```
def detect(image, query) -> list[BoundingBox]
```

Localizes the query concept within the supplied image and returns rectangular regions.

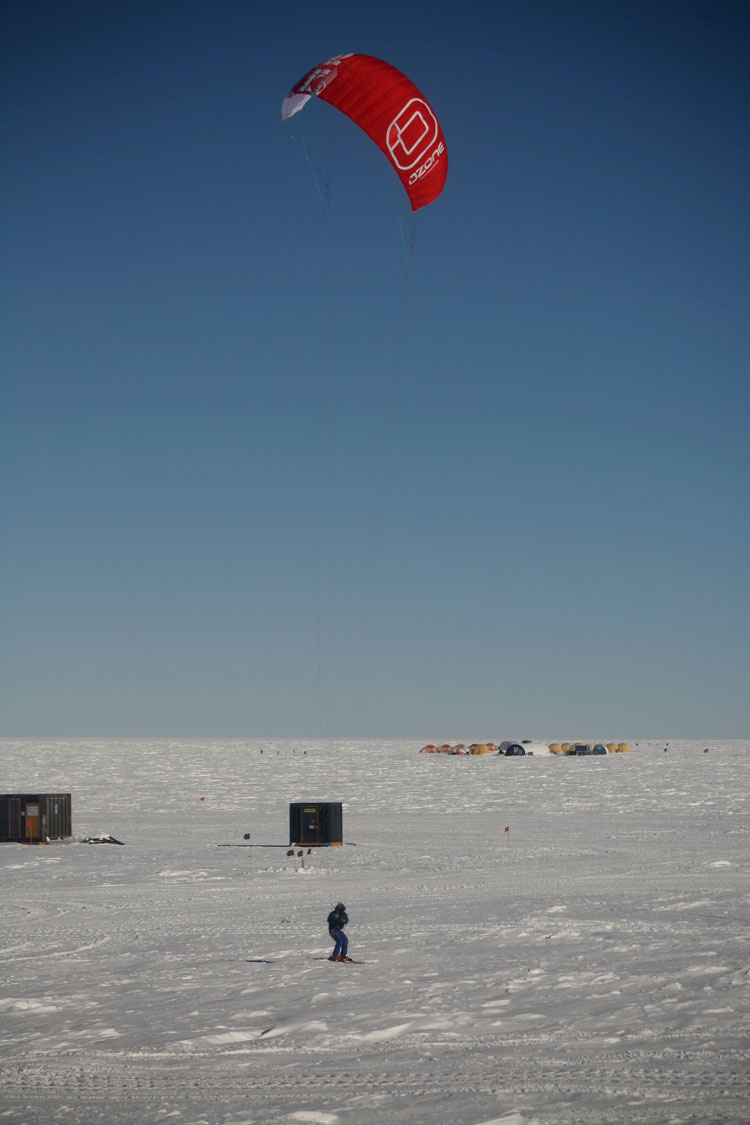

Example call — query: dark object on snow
[502,744,526,756]
[289,802,343,847]
[84,834,124,845]
[0,793,72,844]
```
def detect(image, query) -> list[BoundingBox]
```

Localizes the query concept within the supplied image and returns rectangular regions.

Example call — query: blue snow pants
[330,928,348,957]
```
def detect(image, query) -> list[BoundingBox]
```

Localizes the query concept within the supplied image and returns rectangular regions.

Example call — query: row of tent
[419,741,632,756]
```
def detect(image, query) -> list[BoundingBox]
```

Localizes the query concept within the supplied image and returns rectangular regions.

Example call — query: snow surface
[1,737,748,1125]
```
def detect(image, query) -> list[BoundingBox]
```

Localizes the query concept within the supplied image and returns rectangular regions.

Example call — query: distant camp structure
[420,741,632,757]
[0,794,72,844]
[560,741,631,755]
[498,740,553,756]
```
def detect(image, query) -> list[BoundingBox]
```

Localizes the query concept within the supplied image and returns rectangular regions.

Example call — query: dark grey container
[289,802,342,846]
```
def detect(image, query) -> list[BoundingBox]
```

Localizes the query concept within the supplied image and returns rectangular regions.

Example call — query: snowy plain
[0,737,748,1125]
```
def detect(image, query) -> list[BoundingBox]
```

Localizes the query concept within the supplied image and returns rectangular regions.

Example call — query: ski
[316,957,367,963]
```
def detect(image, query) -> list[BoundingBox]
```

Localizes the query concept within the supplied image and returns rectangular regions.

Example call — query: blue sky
[2,0,748,738]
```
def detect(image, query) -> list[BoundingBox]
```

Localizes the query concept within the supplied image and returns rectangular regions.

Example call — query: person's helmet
[336,901,346,909]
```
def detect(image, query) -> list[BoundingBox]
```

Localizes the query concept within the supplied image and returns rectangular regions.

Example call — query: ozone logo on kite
[408,142,445,186]
[386,99,439,170]
[281,53,448,211]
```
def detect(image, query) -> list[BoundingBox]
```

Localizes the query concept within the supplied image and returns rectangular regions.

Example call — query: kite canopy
[282,53,448,211]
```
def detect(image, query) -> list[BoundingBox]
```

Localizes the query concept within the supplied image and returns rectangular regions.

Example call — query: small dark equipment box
[289,802,342,847]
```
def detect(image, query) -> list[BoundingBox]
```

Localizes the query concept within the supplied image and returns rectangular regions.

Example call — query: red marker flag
[504,826,509,832]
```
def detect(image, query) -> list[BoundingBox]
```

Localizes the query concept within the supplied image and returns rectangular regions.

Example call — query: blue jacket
[327,907,348,933]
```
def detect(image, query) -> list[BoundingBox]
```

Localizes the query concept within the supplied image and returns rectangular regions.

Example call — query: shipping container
[289,802,342,847]
[0,794,72,843]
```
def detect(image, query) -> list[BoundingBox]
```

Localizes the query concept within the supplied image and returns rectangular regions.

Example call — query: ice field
[1,737,748,1124]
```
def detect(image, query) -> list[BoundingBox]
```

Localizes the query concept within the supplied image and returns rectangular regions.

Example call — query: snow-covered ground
[1,738,748,1125]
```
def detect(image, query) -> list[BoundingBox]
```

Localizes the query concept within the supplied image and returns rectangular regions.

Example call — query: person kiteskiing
[327,902,351,961]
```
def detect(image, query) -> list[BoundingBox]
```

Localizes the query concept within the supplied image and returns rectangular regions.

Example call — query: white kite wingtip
[281,93,311,120]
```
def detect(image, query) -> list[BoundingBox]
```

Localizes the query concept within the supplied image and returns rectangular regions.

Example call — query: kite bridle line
[287,120,424,741]
[289,131,330,213]
[288,119,336,736]
[352,192,419,738]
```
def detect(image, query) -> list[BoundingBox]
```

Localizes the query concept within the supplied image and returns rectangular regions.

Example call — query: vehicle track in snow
[1,1041,748,1125]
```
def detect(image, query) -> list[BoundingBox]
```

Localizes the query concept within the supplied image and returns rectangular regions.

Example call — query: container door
[61,795,71,836]
[47,798,59,837]
[328,803,343,846]
[23,803,41,843]
[0,798,14,841]
[302,807,320,843]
